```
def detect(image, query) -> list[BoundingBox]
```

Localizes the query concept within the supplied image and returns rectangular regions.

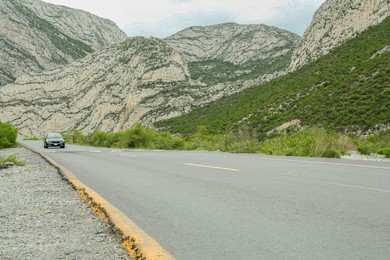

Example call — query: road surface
[20,140,390,259]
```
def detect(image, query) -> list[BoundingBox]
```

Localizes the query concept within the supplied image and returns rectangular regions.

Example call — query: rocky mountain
[165,23,300,85]
[159,16,390,136]
[0,15,304,136]
[289,0,390,71]
[0,0,127,86]
[0,32,295,137]
[0,37,192,137]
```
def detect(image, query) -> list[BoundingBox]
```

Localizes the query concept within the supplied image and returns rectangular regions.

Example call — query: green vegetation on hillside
[188,52,292,85]
[157,17,390,139]
[10,0,94,62]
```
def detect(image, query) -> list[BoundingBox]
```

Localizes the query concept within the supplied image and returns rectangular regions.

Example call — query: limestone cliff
[0,0,127,86]
[289,0,390,71]
[166,23,300,85]
[0,37,191,137]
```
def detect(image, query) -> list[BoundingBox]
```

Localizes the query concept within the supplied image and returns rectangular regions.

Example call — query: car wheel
[61,144,65,149]
[44,143,48,148]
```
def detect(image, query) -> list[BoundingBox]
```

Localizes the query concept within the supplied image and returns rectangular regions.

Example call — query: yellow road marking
[90,150,102,153]
[253,156,390,170]
[185,163,240,172]
[293,177,390,194]
[120,153,137,158]
[20,143,174,260]
[111,149,123,153]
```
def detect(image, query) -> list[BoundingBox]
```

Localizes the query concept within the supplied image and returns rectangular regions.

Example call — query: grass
[0,154,26,169]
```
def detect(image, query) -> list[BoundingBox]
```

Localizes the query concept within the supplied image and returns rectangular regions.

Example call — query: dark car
[44,133,65,148]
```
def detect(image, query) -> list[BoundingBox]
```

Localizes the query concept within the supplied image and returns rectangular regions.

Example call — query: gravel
[0,147,131,260]
[342,150,390,162]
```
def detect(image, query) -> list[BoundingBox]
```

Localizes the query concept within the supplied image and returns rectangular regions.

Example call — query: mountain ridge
[289,0,390,71]
[0,0,127,86]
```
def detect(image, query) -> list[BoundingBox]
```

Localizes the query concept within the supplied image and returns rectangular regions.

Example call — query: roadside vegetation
[63,124,390,159]
[0,122,26,168]
[0,122,18,149]
[356,130,390,158]
[0,154,26,169]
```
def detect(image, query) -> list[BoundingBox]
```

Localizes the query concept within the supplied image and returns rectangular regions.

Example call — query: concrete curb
[20,143,175,260]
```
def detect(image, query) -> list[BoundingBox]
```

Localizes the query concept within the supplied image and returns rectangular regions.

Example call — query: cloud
[42,0,326,37]
[124,10,235,38]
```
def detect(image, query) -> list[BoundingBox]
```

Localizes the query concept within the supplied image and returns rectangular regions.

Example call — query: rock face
[0,0,127,86]
[166,23,299,64]
[166,23,300,85]
[0,37,192,137]
[0,17,303,137]
[289,0,390,71]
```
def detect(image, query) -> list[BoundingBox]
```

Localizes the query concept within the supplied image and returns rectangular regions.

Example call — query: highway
[20,140,390,259]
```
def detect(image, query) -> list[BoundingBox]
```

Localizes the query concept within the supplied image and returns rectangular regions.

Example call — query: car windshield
[47,133,62,138]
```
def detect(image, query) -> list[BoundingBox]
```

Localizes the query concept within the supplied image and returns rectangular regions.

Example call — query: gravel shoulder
[0,146,130,259]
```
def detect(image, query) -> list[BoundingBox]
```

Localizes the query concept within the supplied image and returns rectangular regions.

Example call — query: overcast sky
[42,0,326,38]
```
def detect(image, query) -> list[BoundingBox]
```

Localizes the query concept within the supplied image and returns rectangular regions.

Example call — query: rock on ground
[0,147,130,259]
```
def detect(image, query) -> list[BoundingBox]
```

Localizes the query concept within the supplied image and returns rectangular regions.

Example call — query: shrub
[322,148,342,159]
[87,131,111,147]
[357,130,390,155]
[0,122,18,149]
[382,146,390,158]
[357,141,376,155]
[72,129,85,144]
[260,129,349,158]
[120,124,154,148]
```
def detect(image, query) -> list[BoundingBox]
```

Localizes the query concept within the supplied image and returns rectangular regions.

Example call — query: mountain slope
[0,0,127,86]
[0,37,191,137]
[289,0,390,71]
[165,23,300,85]
[157,16,390,137]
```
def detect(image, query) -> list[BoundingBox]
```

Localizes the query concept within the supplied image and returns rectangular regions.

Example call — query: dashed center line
[185,163,240,172]
[90,150,102,153]
[119,154,137,158]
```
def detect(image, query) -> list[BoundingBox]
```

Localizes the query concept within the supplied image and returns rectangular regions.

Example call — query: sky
[42,0,326,38]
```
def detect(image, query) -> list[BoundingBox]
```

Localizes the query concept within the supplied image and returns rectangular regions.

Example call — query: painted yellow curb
[21,144,175,260]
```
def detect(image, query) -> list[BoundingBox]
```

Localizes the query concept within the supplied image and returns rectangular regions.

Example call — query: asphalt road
[20,140,390,259]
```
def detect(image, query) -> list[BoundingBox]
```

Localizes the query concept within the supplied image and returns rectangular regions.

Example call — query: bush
[260,129,350,158]
[357,130,390,155]
[357,141,376,155]
[382,146,390,158]
[322,148,342,159]
[0,122,18,149]
[87,131,111,147]
[72,129,85,144]
[120,124,154,148]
